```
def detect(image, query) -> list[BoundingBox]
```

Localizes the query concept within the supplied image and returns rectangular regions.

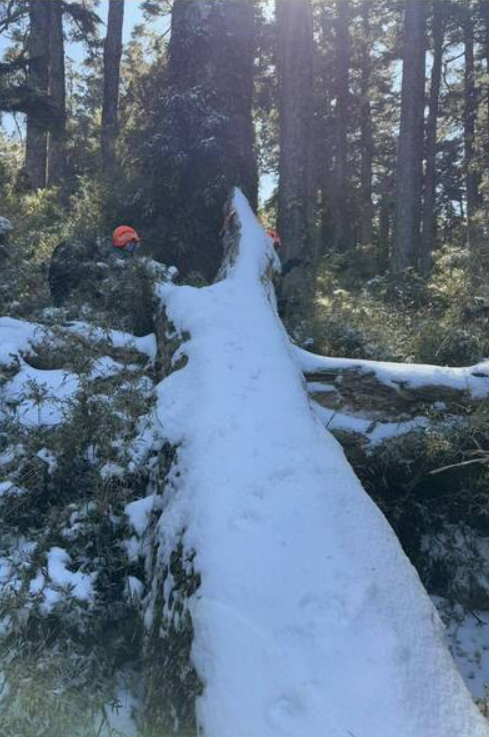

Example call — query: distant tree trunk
[379,183,393,272]
[419,1,444,274]
[391,0,426,274]
[276,0,314,265]
[47,0,66,187]
[25,0,52,190]
[150,0,257,280]
[463,11,481,257]
[101,0,125,171]
[320,133,335,254]
[360,0,374,248]
[333,0,351,251]
[482,1,489,164]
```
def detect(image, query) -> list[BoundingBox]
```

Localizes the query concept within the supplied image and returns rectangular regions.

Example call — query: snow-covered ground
[433,597,489,702]
[1,197,488,735]
[147,189,489,737]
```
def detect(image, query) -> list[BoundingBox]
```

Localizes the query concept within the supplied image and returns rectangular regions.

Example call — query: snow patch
[43,547,95,608]
[3,362,80,427]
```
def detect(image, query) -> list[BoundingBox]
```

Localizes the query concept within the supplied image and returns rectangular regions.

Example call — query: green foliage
[0,333,152,736]
[345,410,489,612]
[311,242,489,367]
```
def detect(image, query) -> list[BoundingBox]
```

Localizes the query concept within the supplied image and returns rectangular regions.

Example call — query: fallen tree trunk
[140,189,489,737]
[294,349,489,449]
[301,350,489,414]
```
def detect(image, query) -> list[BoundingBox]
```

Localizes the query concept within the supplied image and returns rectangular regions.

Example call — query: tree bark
[276,0,314,265]
[25,0,52,190]
[379,185,392,271]
[296,347,489,451]
[101,0,125,171]
[333,0,351,252]
[481,1,489,165]
[360,1,374,249]
[47,0,66,187]
[391,0,426,274]
[151,0,257,279]
[463,11,481,259]
[419,1,444,274]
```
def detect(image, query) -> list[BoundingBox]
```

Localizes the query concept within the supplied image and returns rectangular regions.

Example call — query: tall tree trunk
[150,0,257,279]
[47,0,66,187]
[101,0,125,171]
[333,0,351,251]
[360,1,374,249]
[25,0,52,190]
[419,1,444,274]
[317,6,336,255]
[481,1,489,165]
[276,0,314,265]
[463,11,481,258]
[391,0,426,274]
[379,191,391,272]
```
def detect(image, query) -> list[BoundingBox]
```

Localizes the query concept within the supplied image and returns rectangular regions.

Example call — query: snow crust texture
[152,190,489,737]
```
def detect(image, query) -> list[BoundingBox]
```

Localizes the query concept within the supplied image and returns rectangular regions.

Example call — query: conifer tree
[47,0,66,187]
[150,0,257,279]
[102,0,125,172]
[419,1,445,273]
[391,0,427,274]
[359,0,374,249]
[25,0,52,189]
[333,0,351,251]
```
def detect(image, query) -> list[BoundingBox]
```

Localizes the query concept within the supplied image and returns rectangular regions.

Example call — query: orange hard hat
[113,225,141,249]
[266,228,281,249]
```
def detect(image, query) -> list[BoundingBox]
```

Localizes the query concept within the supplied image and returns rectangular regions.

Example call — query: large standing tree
[47,0,66,187]
[276,0,314,268]
[333,0,351,252]
[419,0,445,273]
[359,0,374,250]
[101,0,125,171]
[462,7,481,258]
[149,0,257,279]
[391,0,427,274]
[25,0,52,190]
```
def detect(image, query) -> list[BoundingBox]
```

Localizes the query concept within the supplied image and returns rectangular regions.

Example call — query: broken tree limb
[291,347,489,448]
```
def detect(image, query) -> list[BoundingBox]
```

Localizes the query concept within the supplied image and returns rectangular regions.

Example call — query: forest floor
[0,204,488,734]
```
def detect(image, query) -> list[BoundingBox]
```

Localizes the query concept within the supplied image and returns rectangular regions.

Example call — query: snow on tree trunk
[142,189,489,737]
[299,347,489,447]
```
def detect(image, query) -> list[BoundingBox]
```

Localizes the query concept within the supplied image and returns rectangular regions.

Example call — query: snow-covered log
[144,189,489,737]
[297,348,489,448]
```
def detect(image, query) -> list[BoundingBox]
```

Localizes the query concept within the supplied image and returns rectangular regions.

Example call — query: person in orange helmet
[266,228,281,250]
[112,225,141,256]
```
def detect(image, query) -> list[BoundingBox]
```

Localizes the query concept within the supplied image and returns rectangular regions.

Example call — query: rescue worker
[112,225,141,257]
[266,227,302,277]
[49,225,141,306]
[49,238,104,307]
[266,228,281,251]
